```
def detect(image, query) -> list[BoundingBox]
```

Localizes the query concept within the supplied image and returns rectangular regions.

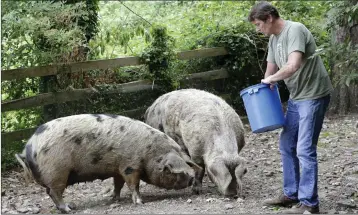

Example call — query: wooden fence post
[40,76,58,121]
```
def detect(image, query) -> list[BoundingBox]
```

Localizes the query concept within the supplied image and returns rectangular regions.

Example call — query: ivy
[140,25,179,91]
[317,0,358,86]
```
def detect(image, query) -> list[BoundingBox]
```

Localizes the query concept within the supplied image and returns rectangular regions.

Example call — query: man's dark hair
[248,1,280,22]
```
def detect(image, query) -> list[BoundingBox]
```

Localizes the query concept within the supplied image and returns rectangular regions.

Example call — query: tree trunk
[349,10,358,113]
[330,25,349,115]
[330,0,358,115]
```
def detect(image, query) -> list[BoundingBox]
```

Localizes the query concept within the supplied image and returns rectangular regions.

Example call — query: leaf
[345,76,351,87]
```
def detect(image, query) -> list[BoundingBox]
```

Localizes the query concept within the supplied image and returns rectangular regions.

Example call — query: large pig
[15,114,201,213]
[145,89,247,197]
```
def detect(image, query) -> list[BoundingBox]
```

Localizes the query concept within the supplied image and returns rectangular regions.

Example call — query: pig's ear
[158,157,180,174]
[234,157,248,179]
[235,163,247,196]
[235,164,247,179]
[179,152,202,172]
[207,160,232,194]
[163,157,191,174]
[162,162,182,174]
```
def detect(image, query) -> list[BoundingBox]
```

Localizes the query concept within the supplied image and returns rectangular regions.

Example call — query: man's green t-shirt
[267,20,333,101]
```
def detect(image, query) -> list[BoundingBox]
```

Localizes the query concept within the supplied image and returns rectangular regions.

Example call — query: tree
[1,1,91,127]
[39,0,99,121]
[324,0,358,114]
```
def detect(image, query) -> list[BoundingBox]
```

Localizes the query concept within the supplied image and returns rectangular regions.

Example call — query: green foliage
[207,28,266,79]
[1,1,91,102]
[63,0,99,42]
[196,25,275,112]
[1,0,91,129]
[89,1,256,57]
[272,1,331,44]
[1,1,94,171]
[140,25,182,91]
[317,0,358,86]
[1,1,89,68]
[1,1,341,172]
[1,140,26,172]
[90,1,332,102]
[88,1,152,58]
[2,108,42,132]
[325,1,358,29]
[315,42,358,86]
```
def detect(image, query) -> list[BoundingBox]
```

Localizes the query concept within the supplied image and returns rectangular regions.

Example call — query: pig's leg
[122,170,143,204]
[111,175,125,201]
[43,170,74,213]
[46,186,73,213]
[192,165,205,194]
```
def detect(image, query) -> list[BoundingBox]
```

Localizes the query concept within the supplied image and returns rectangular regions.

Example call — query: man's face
[252,17,273,36]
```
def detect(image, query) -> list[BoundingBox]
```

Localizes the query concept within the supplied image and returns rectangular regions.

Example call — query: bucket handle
[248,88,259,95]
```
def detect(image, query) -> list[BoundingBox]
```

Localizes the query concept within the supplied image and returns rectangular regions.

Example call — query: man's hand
[261,76,276,90]
[261,76,273,84]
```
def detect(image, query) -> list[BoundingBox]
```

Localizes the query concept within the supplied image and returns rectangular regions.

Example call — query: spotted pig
[15,114,201,213]
[145,89,247,196]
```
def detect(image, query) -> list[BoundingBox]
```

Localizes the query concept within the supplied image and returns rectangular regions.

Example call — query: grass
[317,131,335,148]
[317,140,329,148]
[320,131,331,138]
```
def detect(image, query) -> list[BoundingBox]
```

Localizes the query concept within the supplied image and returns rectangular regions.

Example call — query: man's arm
[265,62,278,78]
[262,51,303,84]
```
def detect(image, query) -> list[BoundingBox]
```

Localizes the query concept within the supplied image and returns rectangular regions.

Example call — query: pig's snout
[223,189,237,197]
[173,173,194,190]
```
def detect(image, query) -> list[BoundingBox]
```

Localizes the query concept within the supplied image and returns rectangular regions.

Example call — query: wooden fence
[1,47,231,143]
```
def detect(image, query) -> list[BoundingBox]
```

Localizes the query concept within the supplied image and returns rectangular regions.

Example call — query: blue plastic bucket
[240,83,285,133]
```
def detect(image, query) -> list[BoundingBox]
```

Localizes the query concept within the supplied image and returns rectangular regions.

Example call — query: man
[248,1,333,214]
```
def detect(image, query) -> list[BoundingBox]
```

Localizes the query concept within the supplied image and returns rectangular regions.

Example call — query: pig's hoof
[135,199,144,204]
[112,195,121,201]
[67,202,76,210]
[58,204,72,213]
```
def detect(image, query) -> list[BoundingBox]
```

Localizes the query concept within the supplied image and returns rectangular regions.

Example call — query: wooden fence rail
[1,80,154,112]
[1,47,230,143]
[1,47,228,81]
[2,69,228,112]
[1,69,230,142]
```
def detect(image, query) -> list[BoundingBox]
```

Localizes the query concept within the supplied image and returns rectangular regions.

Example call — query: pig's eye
[163,164,174,174]
[156,157,163,163]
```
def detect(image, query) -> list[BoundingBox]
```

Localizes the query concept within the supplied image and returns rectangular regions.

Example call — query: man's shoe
[281,203,320,214]
[263,193,299,207]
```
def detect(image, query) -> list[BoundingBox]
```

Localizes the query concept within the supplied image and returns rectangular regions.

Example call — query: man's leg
[296,95,331,207]
[279,99,300,200]
[263,99,300,206]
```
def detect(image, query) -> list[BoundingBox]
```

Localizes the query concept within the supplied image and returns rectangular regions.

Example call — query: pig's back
[28,114,177,176]
[146,89,244,158]
[158,89,241,135]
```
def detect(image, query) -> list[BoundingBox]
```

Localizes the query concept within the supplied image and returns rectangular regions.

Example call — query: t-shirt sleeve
[287,24,306,55]
[266,36,276,64]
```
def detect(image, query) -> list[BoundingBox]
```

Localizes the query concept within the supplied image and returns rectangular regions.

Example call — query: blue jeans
[279,95,330,207]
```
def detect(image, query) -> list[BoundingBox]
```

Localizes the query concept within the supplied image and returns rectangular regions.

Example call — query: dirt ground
[1,114,357,214]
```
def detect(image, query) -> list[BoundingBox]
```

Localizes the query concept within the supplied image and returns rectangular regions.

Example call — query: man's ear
[267,15,273,23]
